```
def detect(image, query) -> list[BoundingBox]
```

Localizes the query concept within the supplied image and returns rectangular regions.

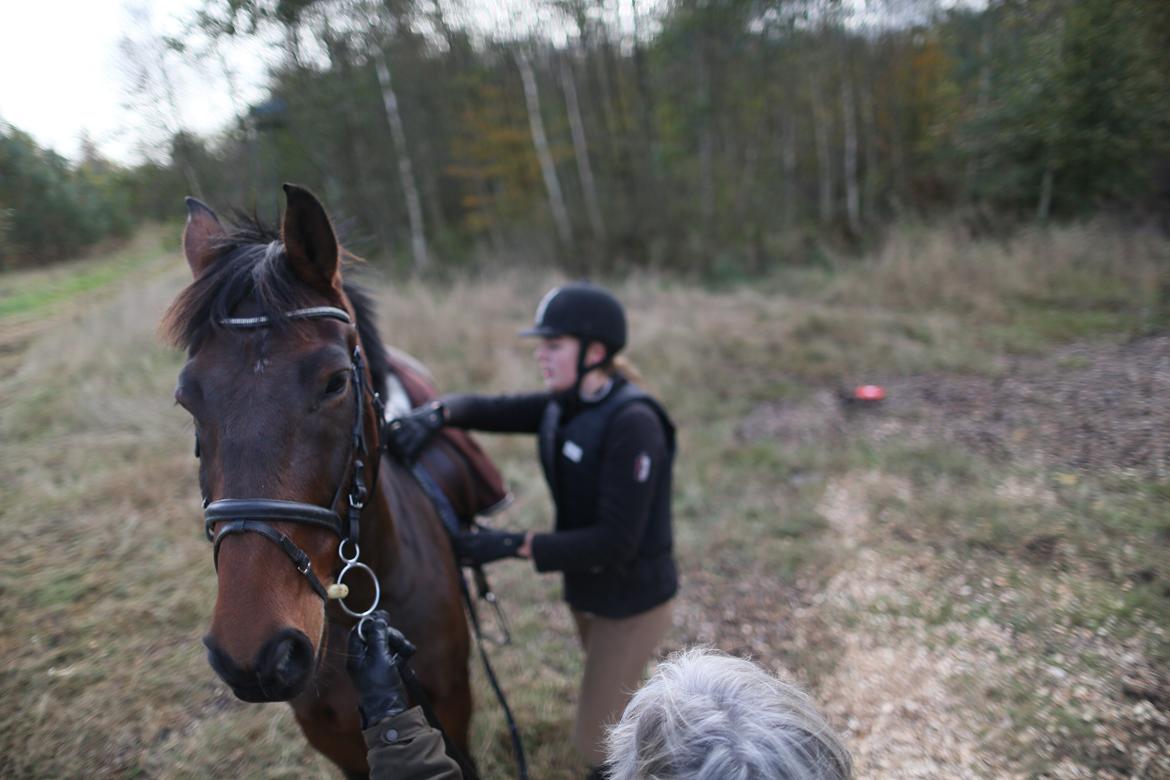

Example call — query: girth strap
[210,519,332,601]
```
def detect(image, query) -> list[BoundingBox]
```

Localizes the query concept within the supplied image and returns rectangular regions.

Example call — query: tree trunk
[782,112,797,229]
[560,54,606,243]
[1037,161,1055,222]
[590,7,622,145]
[415,128,447,238]
[1037,18,1065,223]
[373,47,429,272]
[630,0,663,190]
[859,73,879,223]
[964,28,992,200]
[841,71,862,235]
[697,39,715,240]
[631,0,669,214]
[810,75,834,226]
[516,50,573,246]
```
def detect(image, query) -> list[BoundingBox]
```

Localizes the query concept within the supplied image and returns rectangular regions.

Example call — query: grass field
[1,220,1168,778]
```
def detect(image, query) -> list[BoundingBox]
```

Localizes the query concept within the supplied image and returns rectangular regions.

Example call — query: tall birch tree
[516,49,573,246]
[841,69,862,234]
[809,71,834,226]
[373,45,429,270]
[560,52,606,243]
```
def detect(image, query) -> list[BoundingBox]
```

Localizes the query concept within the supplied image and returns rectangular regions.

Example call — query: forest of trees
[3,0,1169,272]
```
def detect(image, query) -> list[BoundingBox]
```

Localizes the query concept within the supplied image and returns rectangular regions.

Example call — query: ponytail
[611,354,645,386]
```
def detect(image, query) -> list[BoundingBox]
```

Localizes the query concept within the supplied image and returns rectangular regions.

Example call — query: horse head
[164,185,385,702]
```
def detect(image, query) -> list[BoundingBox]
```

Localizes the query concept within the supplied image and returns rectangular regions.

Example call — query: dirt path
[743,333,1170,477]
[807,473,1012,778]
[738,334,1170,778]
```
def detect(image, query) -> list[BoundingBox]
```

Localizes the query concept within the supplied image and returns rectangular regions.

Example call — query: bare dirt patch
[802,476,1012,778]
[737,335,1170,777]
[793,473,1170,779]
[742,333,1170,476]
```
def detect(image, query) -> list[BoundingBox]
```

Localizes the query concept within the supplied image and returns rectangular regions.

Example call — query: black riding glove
[346,610,417,728]
[386,401,446,463]
[452,528,526,566]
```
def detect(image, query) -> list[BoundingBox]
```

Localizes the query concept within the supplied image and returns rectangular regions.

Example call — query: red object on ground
[853,384,887,402]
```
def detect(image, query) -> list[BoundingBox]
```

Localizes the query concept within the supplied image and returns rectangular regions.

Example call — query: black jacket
[444,378,678,618]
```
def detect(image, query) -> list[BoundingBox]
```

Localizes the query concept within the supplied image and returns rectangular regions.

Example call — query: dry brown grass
[835,220,1168,323]
[2,220,1169,778]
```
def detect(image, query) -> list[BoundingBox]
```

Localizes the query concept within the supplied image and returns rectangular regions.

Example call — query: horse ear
[281,183,341,295]
[183,197,224,277]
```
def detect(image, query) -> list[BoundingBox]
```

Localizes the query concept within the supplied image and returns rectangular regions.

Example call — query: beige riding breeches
[569,599,675,766]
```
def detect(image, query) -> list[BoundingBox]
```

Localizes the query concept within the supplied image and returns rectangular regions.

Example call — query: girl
[389,282,678,779]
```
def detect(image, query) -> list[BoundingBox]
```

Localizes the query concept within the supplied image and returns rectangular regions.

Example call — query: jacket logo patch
[562,440,584,463]
[634,452,652,482]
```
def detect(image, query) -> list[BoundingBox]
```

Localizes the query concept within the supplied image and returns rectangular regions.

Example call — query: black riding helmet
[520,282,627,390]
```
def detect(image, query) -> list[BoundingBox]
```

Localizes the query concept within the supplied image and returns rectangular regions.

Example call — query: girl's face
[535,336,579,392]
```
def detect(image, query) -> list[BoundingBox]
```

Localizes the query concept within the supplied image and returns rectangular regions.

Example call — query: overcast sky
[0,0,592,165]
[0,0,267,164]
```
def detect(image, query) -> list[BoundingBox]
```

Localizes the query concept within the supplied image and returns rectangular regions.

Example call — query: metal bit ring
[335,541,380,619]
[357,614,374,643]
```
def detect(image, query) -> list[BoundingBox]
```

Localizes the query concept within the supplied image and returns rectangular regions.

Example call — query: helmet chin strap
[566,338,611,401]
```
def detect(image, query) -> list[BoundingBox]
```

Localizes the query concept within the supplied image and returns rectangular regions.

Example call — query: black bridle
[200,305,382,619]
[193,303,526,780]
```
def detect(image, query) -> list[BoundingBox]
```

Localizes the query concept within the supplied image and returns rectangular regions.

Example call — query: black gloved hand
[386,401,446,463]
[452,528,526,566]
[346,610,417,728]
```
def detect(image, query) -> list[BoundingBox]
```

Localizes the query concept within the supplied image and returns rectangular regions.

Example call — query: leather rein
[200,305,382,621]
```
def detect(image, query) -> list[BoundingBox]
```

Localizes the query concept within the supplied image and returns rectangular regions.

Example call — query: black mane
[345,283,391,399]
[162,213,390,396]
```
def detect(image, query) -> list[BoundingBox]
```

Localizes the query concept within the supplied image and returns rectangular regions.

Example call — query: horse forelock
[161,213,388,392]
[162,215,306,351]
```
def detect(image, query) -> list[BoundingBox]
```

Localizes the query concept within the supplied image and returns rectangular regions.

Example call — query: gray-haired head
[605,649,852,780]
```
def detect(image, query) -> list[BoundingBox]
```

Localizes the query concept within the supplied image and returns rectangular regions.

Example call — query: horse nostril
[275,643,294,678]
[257,629,314,694]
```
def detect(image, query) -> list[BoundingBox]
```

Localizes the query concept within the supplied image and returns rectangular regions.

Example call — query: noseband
[200,305,382,619]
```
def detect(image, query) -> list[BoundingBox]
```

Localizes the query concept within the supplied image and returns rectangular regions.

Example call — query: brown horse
[162,184,472,778]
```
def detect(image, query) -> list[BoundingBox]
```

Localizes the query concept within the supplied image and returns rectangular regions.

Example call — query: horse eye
[324,371,349,397]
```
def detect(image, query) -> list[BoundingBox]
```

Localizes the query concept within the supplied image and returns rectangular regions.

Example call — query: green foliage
[12,0,1170,274]
[0,126,139,268]
[965,0,1170,214]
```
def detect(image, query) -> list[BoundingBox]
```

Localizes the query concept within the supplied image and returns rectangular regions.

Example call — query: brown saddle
[382,348,511,524]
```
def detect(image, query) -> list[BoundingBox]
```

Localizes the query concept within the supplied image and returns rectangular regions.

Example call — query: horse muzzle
[203,628,315,702]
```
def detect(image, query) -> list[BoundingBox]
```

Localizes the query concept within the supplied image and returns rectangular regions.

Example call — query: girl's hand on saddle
[386,401,446,462]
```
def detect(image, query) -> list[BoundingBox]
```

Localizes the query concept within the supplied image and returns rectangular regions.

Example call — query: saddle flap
[383,347,511,518]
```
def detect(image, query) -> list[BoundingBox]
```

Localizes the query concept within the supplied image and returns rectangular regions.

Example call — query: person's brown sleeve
[365,706,462,780]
